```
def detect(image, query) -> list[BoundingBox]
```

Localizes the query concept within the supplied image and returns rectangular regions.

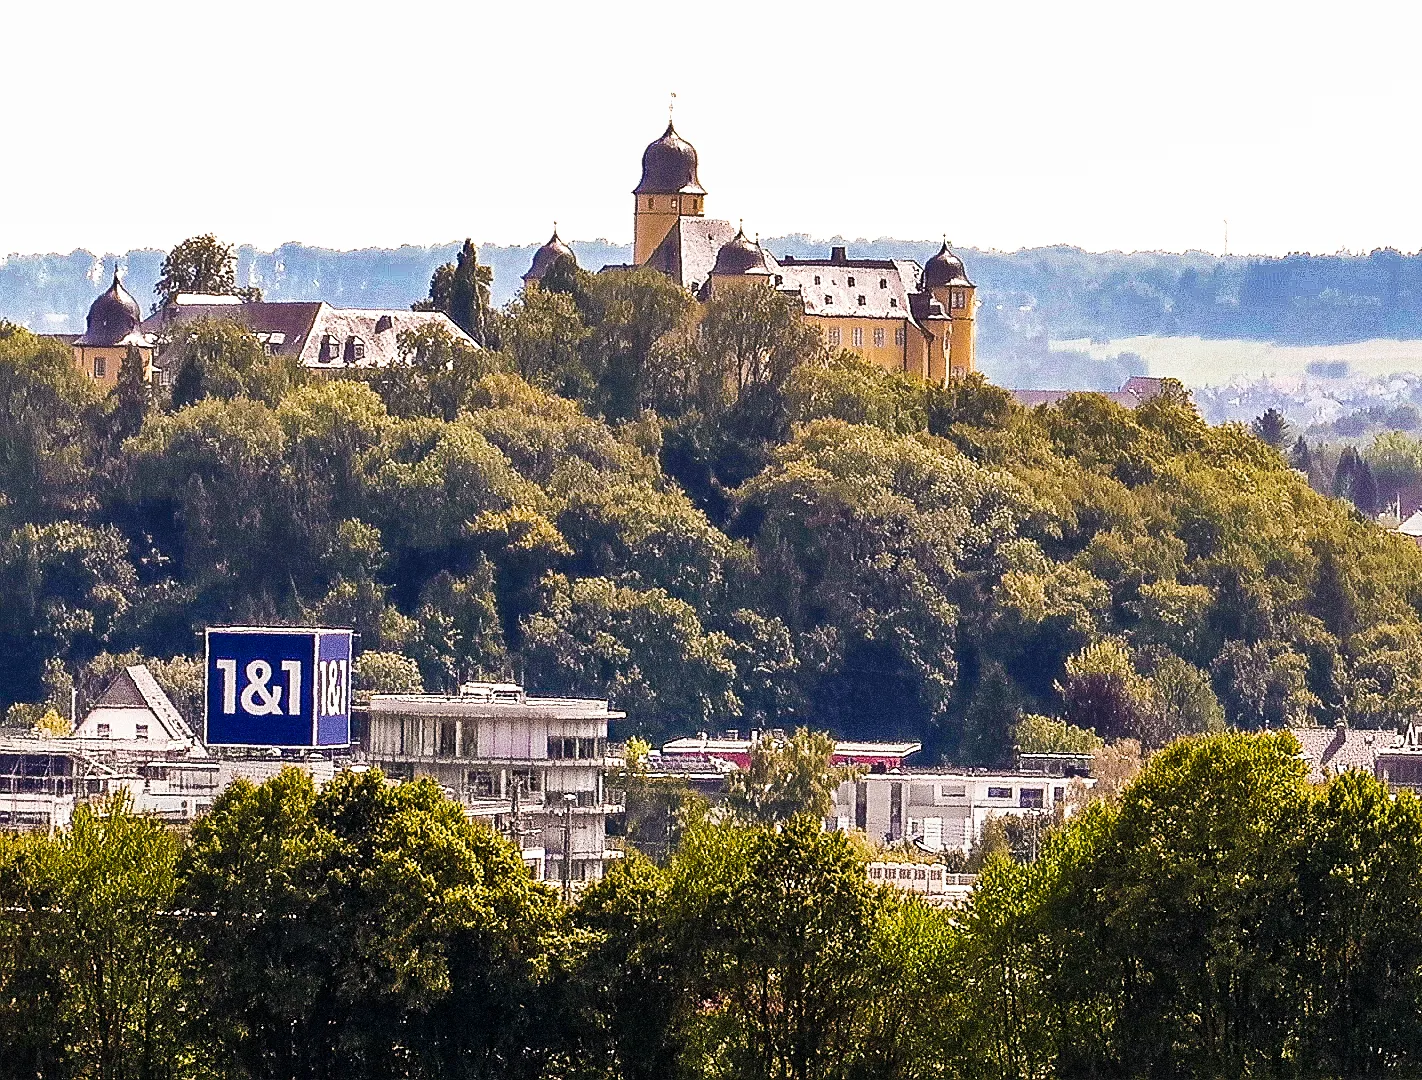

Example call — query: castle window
[852,327,864,347]
[824,295,833,305]
[828,328,841,346]
[880,278,888,288]
[847,276,856,287]
[874,327,885,347]
[135,724,149,741]
[647,198,654,209]
[895,327,906,346]
[890,298,898,308]
[857,295,866,306]
[813,275,821,285]
[774,274,783,285]
[93,356,106,378]
[951,290,966,309]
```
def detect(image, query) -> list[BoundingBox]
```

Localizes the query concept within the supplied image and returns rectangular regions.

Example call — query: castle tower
[921,241,976,378]
[72,268,152,388]
[523,227,577,289]
[633,122,706,265]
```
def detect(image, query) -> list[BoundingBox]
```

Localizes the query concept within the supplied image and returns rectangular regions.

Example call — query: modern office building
[831,770,1090,853]
[365,683,623,886]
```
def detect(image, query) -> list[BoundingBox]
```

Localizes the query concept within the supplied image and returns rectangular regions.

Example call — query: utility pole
[561,792,578,905]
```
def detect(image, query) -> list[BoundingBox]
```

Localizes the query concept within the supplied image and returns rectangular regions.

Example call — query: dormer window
[321,334,340,362]
[346,336,366,363]
[375,314,394,332]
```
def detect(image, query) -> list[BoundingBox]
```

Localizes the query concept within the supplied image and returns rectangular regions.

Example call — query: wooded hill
[4,256,1422,760]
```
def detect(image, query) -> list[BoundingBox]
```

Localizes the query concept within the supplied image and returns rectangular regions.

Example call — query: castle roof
[76,270,145,347]
[635,122,705,196]
[922,241,972,289]
[774,255,926,322]
[711,228,773,277]
[523,229,576,285]
[143,302,473,370]
[643,217,740,293]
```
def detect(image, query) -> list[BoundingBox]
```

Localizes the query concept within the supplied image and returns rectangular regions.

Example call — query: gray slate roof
[143,302,473,370]
[645,218,740,294]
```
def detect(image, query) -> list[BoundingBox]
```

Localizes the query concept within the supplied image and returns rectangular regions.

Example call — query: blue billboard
[205,627,353,747]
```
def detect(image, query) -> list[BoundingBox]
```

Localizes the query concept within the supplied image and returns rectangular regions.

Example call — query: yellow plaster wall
[72,346,153,390]
[633,193,704,264]
[810,315,930,380]
[948,285,976,378]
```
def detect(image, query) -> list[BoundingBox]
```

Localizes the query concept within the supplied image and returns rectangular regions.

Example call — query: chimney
[830,245,847,265]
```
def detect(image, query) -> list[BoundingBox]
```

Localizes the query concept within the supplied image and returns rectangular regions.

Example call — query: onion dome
[922,241,972,289]
[634,122,705,195]
[78,269,142,345]
[523,228,577,285]
[711,227,771,277]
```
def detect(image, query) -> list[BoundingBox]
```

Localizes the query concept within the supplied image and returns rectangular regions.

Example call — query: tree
[495,285,591,398]
[724,728,860,826]
[179,768,562,1080]
[6,799,191,1080]
[1014,713,1103,755]
[1251,406,1290,448]
[153,234,260,310]
[1058,639,1154,742]
[414,238,495,346]
[161,316,269,407]
[693,283,824,435]
[0,522,137,711]
[1291,436,1313,474]
[352,650,424,695]
[0,322,100,532]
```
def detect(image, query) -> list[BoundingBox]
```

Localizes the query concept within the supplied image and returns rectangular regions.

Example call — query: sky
[4,0,1421,258]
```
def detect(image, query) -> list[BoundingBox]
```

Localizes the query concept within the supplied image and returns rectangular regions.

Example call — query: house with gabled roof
[74,665,204,754]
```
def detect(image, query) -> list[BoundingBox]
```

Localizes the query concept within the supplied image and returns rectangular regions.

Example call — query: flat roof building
[366,683,624,887]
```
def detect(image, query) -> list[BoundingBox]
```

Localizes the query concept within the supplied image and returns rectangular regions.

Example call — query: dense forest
[6,732,1422,1079]
[5,239,1422,759]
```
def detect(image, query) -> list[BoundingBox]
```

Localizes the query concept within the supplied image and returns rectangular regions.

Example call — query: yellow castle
[527,120,975,383]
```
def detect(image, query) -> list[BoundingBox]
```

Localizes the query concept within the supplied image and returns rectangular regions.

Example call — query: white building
[365,683,623,886]
[832,770,1090,853]
[867,862,978,907]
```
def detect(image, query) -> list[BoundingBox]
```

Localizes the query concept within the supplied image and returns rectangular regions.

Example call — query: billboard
[205,627,353,747]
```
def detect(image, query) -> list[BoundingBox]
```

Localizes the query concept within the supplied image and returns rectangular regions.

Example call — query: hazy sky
[5,0,1419,257]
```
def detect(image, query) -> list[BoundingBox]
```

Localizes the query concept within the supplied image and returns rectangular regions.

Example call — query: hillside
[4,265,1421,762]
